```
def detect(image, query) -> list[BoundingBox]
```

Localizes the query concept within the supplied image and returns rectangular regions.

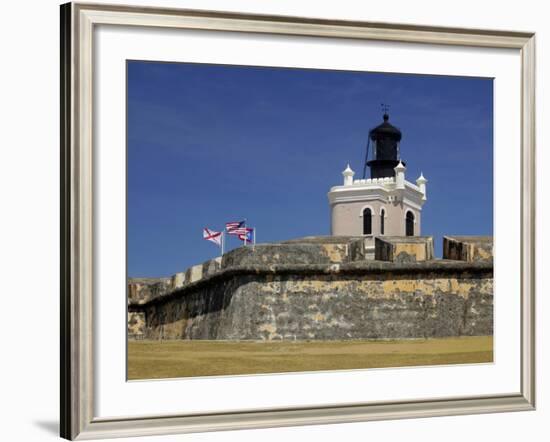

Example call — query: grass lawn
[127,336,493,380]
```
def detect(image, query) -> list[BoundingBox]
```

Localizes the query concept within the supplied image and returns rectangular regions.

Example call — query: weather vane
[381,103,390,114]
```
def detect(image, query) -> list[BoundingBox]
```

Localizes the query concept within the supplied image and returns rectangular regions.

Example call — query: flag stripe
[225,220,245,232]
[227,227,253,235]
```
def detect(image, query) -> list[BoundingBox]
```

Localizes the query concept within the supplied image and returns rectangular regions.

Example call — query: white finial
[416,172,427,201]
[342,163,355,186]
[394,160,406,172]
[394,161,406,190]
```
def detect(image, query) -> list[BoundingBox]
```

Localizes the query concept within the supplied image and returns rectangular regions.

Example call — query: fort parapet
[128,236,493,341]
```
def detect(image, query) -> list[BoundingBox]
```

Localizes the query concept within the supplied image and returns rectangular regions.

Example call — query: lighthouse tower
[327,112,427,249]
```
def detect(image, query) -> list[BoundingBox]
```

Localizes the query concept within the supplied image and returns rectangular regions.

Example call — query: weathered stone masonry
[128,236,493,341]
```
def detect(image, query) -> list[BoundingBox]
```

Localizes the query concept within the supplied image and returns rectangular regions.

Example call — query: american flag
[226,220,245,234]
[203,227,222,247]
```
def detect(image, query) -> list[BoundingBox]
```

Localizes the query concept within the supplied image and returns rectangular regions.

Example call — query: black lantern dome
[370,113,402,140]
[366,113,404,179]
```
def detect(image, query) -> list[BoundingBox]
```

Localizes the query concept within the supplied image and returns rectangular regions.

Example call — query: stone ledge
[375,236,434,262]
[129,259,493,310]
[127,277,171,304]
[221,242,350,268]
[443,236,493,262]
[128,235,493,308]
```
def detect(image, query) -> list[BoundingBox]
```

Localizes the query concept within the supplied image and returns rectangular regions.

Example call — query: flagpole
[244,219,247,247]
[253,227,256,251]
[221,231,225,255]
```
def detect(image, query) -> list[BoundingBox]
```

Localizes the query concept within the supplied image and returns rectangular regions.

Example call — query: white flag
[203,228,222,247]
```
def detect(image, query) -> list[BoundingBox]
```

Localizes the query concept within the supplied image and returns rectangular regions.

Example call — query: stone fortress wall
[128,236,493,341]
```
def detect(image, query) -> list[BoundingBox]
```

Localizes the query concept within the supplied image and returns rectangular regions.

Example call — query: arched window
[363,208,372,235]
[380,209,385,235]
[406,211,415,236]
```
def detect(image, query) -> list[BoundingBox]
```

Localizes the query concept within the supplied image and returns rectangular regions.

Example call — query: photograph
[126,61,494,380]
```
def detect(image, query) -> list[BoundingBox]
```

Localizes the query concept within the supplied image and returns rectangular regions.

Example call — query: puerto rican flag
[203,227,222,247]
[228,227,249,235]
[226,220,245,234]
[237,228,254,242]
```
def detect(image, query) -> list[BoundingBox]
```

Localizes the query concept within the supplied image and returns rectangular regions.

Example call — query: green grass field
[127,336,493,380]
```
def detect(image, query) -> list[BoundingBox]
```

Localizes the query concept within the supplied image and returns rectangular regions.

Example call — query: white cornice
[329,194,388,205]
[328,186,390,205]
[328,179,425,207]
[330,179,422,194]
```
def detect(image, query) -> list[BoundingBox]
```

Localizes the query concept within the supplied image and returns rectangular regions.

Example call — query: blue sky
[127,61,493,277]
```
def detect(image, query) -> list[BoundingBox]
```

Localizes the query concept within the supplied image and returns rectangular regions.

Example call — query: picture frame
[60,2,536,440]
